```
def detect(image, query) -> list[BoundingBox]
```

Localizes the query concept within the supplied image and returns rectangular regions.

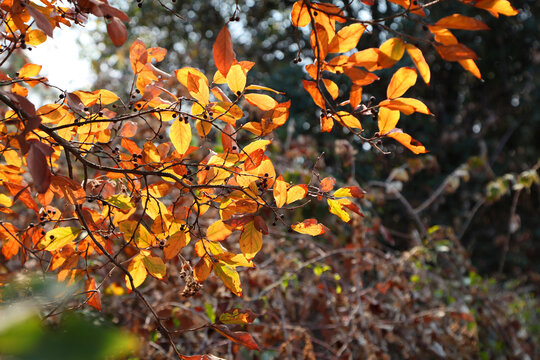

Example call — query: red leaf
[213,26,235,76]
[211,324,260,351]
[27,141,52,194]
[106,17,128,47]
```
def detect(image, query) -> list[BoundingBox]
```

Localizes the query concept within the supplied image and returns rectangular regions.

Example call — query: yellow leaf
[207,220,233,241]
[226,64,246,95]
[286,184,308,204]
[92,89,119,105]
[141,195,169,220]
[387,130,428,154]
[378,107,401,135]
[328,198,351,223]
[214,261,243,296]
[405,44,430,85]
[126,254,147,290]
[379,98,431,115]
[244,93,277,111]
[323,79,339,100]
[334,111,362,130]
[19,63,41,78]
[333,186,365,198]
[245,85,284,94]
[273,175,287,208]
[239,222,262,260]
[25,29,46,46]
[435,14,490,31]
[38,227,81,251]
[348,48,381,71]
[378,38,405,68]
[291,219,328,236]
[387,67,417,99]
[170,119,192,155]
[328,24,365,54]
[141,251,167,279]
[175,67,208,89]
[120,221,156,248]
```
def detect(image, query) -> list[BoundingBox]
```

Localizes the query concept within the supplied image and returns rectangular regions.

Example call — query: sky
[29,22,95,92]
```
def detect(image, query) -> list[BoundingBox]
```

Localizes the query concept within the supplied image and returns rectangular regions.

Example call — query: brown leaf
[26,6,54,37]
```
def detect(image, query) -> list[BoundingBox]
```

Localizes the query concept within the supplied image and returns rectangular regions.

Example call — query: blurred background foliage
[89,0,540,277]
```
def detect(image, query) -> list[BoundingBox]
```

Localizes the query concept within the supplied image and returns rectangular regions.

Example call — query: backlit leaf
[286,184,308,204]
[474,0,518,17]
[379,98,431,115]
[435,44,478,61]
[214,261,242,297]
[436,14,490,30]
[320,177,336,192]
[244,93,277,111]
[387,130,428,154]
[141,252,166,279]
[378,38,405,68]
[303,80,325,109]
[328,24,365,53]
[126,254,147,290]
[38,227,81,251]
[378,107,401,135]
[213,25,235,76]
[405,44,430,85]
[387,67,417,99]
[239,221,263,260]
[226,64,246,95]
[170,119,192,155]
[273,175,287,208]
[291,219,329,236]
[211,324,260,350]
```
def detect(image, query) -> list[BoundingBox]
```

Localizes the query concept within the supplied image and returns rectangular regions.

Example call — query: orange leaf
[474,0,519,17]
[344,67,379,86]
[378,107,400,135]
[50,175,86,205]
[435,14,490,30]
[328,23,366,54]
[387,67,417,99]
[459,59,481,79]
[291,219,329,236]
[320,177,336,192]
[211,324,260,350]
[303,80,326,109]
[435,44,478,61]
[291,1,310,27]
[320,113,334,132]
[387,130,428,154]
[349,48,381,71]
[405,44,430,85]
[387,0,425,16]
[130,39,148,74]
[310,23,330,59]
[207,220,233,241]
[349,85,363,109]
[164,230,190,260]
[85,278,102,311]
[213,25,235,76]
